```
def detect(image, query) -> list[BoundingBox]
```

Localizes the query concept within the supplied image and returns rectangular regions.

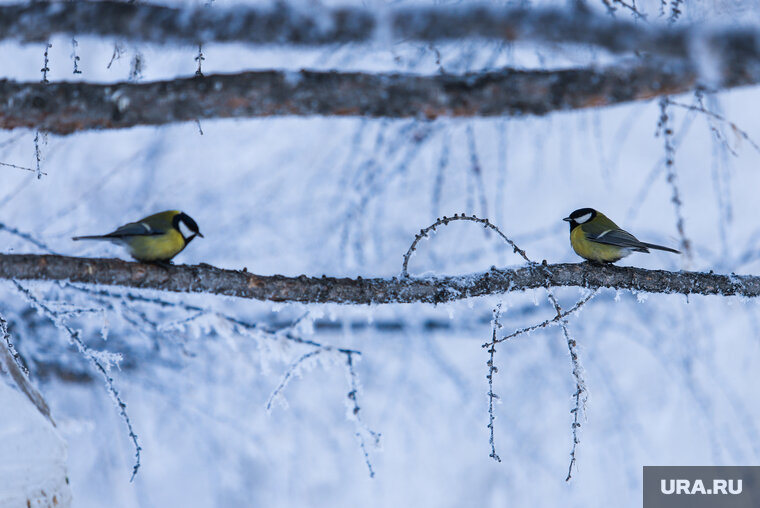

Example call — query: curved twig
[401,214,531,277]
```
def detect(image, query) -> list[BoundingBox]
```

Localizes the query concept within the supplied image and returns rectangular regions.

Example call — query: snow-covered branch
[2,60,752,134]
[1,254,758,303]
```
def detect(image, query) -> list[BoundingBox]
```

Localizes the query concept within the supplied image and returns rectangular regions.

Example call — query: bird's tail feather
[641,242,681,254]
[72,235,110,241]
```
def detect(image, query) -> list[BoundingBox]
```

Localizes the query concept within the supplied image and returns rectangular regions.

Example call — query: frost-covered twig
[668,0,683,23]
[485,290,598,346]
[62,283,361,356]
[658,99,692,259]
[40,42,51,84]
[401,214,589,476]
[665,96,760,156]
[73,281,506,334]
[539,272,588,481]
[12,280,142,481]
[0,313,55,425]
[344,352,380,478]
[71,38,82,74]
[0,160,40,174]
[33,130,45,179]
[486,303,502,463]
[194,44,204,77]
[484,289,599,479]
[3,253,760,302]
[402,213,531,277]
[430,130,450,220]
[0,62,721,134]
[128,51,144,82]
[545,291,587,482]
[600,0,648,20]
[266,349,323,411]
[466,125,489,218]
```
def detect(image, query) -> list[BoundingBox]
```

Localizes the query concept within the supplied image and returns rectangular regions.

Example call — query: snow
[0,380,71,508]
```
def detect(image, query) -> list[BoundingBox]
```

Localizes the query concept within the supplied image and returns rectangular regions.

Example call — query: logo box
[644,466,760,508]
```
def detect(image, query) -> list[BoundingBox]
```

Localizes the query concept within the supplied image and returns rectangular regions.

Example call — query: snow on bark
[1,253,758,303]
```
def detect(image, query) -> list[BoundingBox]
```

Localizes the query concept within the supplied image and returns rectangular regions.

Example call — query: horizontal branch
[1,60,752,134]
[1,254,758,304]
[0,0,754,62]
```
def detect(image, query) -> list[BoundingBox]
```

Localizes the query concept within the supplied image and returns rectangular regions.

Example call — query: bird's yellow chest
[570,226,625,263]
[126,230,186,262]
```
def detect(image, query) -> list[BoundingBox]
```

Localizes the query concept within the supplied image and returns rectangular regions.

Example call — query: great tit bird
[563,208,680,263]
[73,210,203,263]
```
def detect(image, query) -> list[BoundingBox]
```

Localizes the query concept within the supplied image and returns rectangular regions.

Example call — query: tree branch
[0,254,758,303]
[2,59,754,134]
[0,0,755,62]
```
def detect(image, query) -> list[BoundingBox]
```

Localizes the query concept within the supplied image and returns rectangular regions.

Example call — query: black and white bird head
[563,208,597,230]
[173,212,204,242]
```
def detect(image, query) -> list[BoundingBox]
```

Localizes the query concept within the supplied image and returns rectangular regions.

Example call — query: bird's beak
[562,217,571,222]
[197,232,204,238]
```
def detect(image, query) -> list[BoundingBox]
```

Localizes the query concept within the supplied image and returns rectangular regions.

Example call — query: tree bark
[0,61,749,134]
[1,254,757,304]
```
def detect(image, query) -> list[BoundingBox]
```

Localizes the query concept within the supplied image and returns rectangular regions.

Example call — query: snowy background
[2,0,760,506]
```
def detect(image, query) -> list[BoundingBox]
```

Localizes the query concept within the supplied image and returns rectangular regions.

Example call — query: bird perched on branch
[73,210,203,263]
[563,208,680,263]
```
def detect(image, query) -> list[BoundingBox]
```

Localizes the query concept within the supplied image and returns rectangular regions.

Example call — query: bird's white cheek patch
[574,212,592,224]
[178,221,193,238]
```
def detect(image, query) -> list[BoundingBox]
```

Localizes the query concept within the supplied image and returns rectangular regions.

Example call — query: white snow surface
[0,380,71,508]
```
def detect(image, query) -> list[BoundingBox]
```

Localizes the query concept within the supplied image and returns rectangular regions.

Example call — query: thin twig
[486,303,502,462]
[344,352,380,478]
[665,96,760,156]
[668,0,683,23]
[265,349,323,411]
[40,42,51,84]
[658,98,692,259]
[0,161,41,174]
[0,223,58,253]
[195,44,204,77]
[485,290,598,346]
[33,130,45,180]
[466,125,489,219]
[600,0,648,20]
[401,213,532,277]
[12,280,142,481]
[71,38,82,74]
[547,290,587,482]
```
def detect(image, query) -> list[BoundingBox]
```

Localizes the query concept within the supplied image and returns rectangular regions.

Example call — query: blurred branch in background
[0,61,739,134]
[1,3,758,133]
[0,0,756,59]
[1,253,758,302]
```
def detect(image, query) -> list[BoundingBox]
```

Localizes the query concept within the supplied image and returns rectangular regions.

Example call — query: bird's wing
[585,228,649,251]
[106,221,167,238]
